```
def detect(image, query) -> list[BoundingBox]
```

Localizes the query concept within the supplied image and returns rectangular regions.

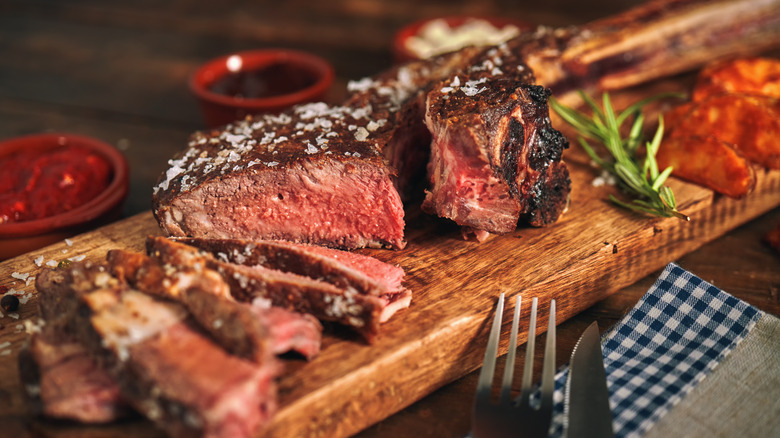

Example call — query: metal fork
[472,293,557,438]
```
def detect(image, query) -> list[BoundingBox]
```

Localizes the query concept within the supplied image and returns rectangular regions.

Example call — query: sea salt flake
[11,272,29,282]
[260,131,276,145]
[354,127,370,142]
[34,256,44,267]
[366,120,386,132]
[347,77,374,92]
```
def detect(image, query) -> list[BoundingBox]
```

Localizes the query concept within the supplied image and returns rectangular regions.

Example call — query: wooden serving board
[2,99,780,438]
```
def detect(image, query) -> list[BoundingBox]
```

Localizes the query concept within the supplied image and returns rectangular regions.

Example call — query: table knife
[565,321,614,438]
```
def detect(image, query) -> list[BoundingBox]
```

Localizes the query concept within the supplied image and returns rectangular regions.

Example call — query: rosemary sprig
[550,91,689,221]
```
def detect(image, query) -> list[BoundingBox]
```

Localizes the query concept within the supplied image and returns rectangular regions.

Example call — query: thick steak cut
[423,44,570,237]
[153,104,407,250]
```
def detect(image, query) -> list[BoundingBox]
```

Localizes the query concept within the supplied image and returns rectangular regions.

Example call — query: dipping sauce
[0,145,112,224]
[209,61,319,99]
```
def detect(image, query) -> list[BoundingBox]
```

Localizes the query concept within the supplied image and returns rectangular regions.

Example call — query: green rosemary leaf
[550,91,688,220]
[653,167,675,191]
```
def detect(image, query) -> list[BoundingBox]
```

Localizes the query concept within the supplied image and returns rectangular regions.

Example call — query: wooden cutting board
[2,90,780,437]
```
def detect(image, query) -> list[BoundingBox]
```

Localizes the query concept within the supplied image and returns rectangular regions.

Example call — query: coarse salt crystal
[354,127,370,142]
[34,256,44,267]
[11,272,29,282]
[347,77,374,92]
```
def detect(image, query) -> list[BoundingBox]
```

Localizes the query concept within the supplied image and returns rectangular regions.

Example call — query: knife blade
[565,321,614,438]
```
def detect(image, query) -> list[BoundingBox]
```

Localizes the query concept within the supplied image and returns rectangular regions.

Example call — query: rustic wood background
[1,1,779,437]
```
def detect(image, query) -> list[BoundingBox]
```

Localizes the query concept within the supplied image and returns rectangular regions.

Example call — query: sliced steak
[151,47,497,247]
[251,297,324,360]
[107,248,322,361]
[175,237,410,316]
[152,104,406,250]
[35,262,279,438]
[147,236,386,341]
[20,330,130,423]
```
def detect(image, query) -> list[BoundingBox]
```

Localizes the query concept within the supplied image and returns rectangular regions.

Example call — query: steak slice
[107,248,322,361]
[175,237,411,322]
[422,44,570,239]
[20,330,130,423]
[251,298,324,360]
[35,262,279,438]
[147,236,387,341]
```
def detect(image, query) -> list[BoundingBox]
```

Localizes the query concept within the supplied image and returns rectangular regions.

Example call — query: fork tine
[519,297,538,400]
[499,295,521,404]
[540,299,556,410]
[475,293,505,403]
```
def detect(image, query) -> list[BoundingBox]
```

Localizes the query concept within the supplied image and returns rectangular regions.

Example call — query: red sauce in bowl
[0,145,112,224]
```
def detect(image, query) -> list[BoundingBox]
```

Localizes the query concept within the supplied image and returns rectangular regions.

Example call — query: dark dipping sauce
[0,145,112,224]
[209,62,319,99]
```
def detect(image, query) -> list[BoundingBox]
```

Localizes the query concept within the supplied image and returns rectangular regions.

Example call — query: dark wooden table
[1,1,778,437]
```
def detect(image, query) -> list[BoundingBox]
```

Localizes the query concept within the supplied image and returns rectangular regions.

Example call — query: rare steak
[423,44,571,238]
[34,261,280,438]
[146,236,393,341]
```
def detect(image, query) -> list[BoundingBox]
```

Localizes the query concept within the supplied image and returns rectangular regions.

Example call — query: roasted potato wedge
[668,94,780,169]
[693,57,780,101]
[657,135,755,199]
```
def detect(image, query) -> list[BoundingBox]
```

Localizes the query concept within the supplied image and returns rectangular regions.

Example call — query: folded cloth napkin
[548,262,780,438]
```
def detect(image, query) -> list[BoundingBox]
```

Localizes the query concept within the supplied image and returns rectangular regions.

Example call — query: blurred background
[0,0,643,217]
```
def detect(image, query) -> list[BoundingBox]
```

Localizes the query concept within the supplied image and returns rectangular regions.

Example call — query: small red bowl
[0,133,129,261]
[189,49,335,128]
[393,16,532,63]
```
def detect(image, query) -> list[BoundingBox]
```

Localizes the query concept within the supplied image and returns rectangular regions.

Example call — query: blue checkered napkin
[548,263,763,438]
